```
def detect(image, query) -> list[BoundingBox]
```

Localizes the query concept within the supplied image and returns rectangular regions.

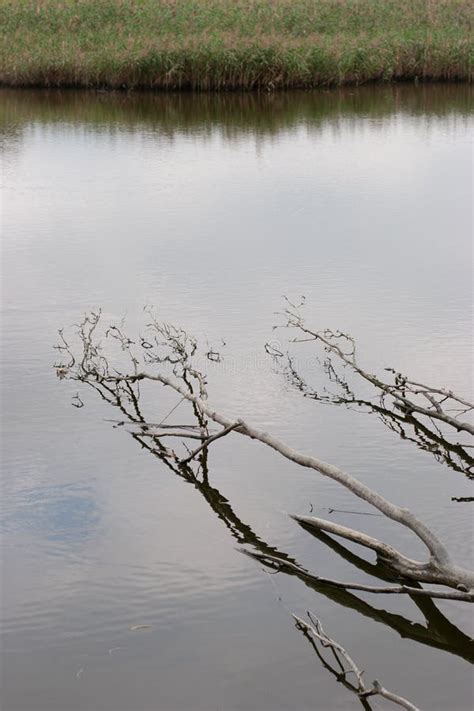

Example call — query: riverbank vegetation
[1,0,472,90]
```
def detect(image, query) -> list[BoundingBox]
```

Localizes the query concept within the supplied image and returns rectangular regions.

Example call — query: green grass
[0,0,472,90]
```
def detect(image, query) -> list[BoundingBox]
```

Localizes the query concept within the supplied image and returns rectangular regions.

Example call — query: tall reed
[1,1,472,89]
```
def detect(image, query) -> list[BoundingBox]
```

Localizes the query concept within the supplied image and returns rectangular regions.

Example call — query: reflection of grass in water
[0,84,472,147]
[0,1,472,89]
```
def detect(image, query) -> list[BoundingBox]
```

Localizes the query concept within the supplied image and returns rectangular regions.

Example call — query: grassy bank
[1,1,472,90]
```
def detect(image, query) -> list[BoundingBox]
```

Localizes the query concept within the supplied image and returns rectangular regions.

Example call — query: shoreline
[2,84,471,134]
[1,76,472,93]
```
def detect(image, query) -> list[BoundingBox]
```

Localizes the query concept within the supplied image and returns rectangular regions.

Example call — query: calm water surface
[1,86,473,710]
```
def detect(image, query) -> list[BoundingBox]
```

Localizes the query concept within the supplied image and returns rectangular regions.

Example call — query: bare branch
[294,613,420,710]
[361,681,420,711]
[55,312,474,595]
[131,430,205,440]
[249,552,474,602]
[273,306,474,479]
[292,514,416,565]
[179,421,243,465]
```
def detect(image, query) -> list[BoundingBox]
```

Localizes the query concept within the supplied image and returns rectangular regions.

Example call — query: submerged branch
[55,311,474,596]
[294,613,420,710]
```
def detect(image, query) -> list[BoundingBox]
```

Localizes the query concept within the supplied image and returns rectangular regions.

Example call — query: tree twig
[293,612,420,710]
[248,552,474,601]
[179,421,242,465]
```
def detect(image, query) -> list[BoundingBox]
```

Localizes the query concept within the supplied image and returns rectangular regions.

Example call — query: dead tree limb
[245,551,474,601]
[54,312,474,597]
[294,612,420,710]
[99,380,474,658]
[122,371,474,592]
[54,318,474,689]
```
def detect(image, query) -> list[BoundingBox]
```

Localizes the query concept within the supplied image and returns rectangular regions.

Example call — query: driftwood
[54,310,474,599]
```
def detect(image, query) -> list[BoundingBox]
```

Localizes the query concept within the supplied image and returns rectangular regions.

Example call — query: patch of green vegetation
[0,1,472,89]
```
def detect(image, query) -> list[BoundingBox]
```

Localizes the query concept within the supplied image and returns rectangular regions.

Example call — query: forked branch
[294,612,420,710]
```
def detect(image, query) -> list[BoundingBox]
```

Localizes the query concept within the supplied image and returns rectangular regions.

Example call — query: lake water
[1,85,473,711]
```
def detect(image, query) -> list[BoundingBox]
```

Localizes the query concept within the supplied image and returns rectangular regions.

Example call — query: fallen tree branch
[245,551,474,601]
[93,381,474,661]
[53,314,474,711]
[119,370,473,591]
[55,312,474,595]
[294,612,420,710]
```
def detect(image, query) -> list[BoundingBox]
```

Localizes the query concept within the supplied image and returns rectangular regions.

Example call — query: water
[1,85,473,711]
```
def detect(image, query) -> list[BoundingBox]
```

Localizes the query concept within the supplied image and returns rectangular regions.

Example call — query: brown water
[1,85,473,711]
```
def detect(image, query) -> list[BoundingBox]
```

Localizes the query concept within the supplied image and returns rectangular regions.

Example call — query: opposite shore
[1,0,472,91]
